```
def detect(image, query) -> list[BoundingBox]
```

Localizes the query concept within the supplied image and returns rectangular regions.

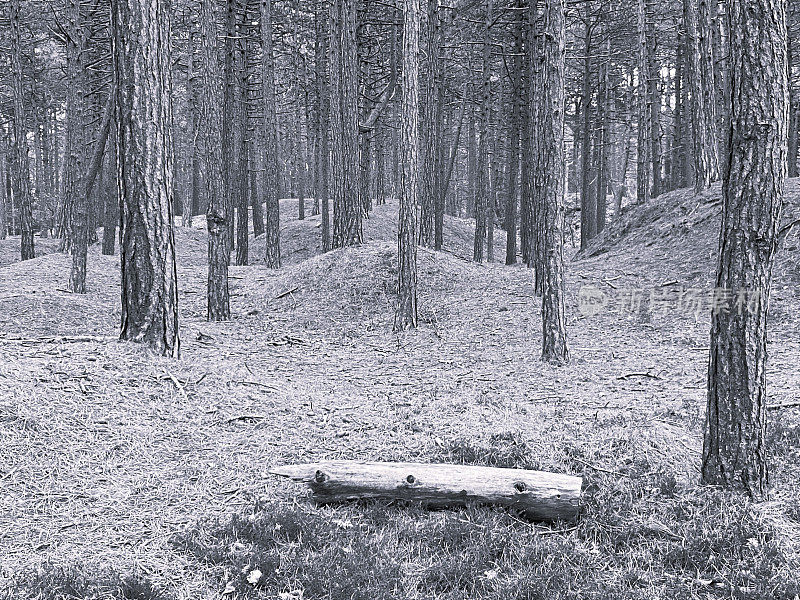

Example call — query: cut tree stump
[270,461,582,522]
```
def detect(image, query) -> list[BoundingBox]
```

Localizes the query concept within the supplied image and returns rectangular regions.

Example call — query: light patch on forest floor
[1,186,799,599]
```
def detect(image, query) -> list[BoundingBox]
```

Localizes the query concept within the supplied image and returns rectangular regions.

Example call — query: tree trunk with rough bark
[11,0,34,261]
[701,0,787,500]
[315,0,331,251]
[235,15,250,267]
[473,0,492,263]
[506,4,522,266]
[262,0,281,267]
[66,0,90,292]
[579,18,595,250]
[535,0,569,365]
[596,34,610,233]
[684,0,720,191]
[396,0,420,331]
[331,0,362,247]
[201,0,230,319]
[647,5,662,198]
[636,0,651,204]
[113,0,180,356]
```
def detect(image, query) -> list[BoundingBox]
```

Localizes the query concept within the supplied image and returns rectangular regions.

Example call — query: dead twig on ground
[768,401,800,410]
[617,372,662,381]
[275,287,300,299]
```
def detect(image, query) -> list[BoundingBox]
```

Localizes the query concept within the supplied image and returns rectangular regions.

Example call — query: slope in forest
[576,178,800,289]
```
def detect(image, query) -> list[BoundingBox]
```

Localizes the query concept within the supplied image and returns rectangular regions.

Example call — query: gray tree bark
[535,0,569,365]
[701,0,787,500]
[396,0,420,331]
[113,0,180,356]
[261,0,281,267]
[202,0,230,319]
[11,0,34,261]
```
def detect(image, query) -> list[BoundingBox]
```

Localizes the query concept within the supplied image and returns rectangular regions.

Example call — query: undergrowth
[163,433,800,600]
[5,566,173,600]
[10,428,799,600]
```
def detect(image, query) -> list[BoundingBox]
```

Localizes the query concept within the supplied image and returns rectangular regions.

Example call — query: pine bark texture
[684,0,720,191]
[701,0,787,500]
[647,9,662,198]
[396,0,420,331]
[535,0,569,365]
[315,0,331,251]
[202,0,230,319]
[506,6,522,266]
[579,20,595,250]
[66,0,89,291]
[11,0,34,261]
[235,10,250,267]
[636,0,651,204]
[113,0,180,356]
[262,0,281,267]
[473,0,492,263]
[331,0,363,247]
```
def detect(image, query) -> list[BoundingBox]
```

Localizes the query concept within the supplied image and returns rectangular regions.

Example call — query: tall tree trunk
[11,0,34,261]
[473,0,492,263]
[506,4,522,266]
[467,99,478,243]
[262,0,281,266]
[440,88,466,217]
[375,123,386,205]
[102,140,118,255]
[72,91,113,276]
[710,0,729,163]
[647,5,663,198]
[235,15,250,267]
[294,0,306,220]
[113,0,180,356]
[672,32,687,190]
[331,0,362,247]
[66,0,89,291]
[202,0,231,319]
[701,0,787,500]
[579,19,595,250]
[185,12,199,227]
[636,0,652,204]
[223,0,239,259]
[684,0,720,191]
[788,39,799,177]
[536,0,569,364]
[0,135,7,240]
[420,0,442,249]
[315,0,331,251]
[396,0,420,330]
[246,0,263,238]
[520,32,532,267]
[596,35,610,233]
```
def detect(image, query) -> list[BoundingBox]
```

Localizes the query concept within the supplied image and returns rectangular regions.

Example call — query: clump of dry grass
[6,564,173,600]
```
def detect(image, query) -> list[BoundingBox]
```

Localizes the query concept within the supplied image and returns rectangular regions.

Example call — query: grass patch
[170,476,800,600]
[429,432,544,470]
[7,565,173,600]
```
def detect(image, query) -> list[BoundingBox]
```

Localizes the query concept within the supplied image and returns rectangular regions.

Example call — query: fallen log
[270,461,582,522]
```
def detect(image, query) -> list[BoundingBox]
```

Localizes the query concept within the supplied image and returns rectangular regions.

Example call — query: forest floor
[1,186,800,599]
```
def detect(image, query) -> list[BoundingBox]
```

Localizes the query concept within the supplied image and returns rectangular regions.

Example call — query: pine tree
[701,0,788,500]
[113,0,180,356]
